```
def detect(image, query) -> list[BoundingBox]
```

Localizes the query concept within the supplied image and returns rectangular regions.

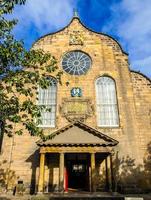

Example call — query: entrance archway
[65,153,89,191]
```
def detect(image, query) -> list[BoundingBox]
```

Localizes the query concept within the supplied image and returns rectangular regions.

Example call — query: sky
[9,0,151,78]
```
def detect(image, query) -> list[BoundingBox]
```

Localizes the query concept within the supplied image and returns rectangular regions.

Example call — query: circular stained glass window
[62,51,91,75]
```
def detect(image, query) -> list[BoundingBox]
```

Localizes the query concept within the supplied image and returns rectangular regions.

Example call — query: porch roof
[37,121,118,147]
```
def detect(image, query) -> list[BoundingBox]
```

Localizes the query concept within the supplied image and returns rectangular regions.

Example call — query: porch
[36,121,118,194]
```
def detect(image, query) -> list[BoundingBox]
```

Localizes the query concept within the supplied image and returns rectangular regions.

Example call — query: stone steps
[47,198,124,200]
[2,194,150,200]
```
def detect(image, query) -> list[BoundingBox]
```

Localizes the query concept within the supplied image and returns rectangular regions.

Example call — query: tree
[0,0,61,137]
[144,142,151,191]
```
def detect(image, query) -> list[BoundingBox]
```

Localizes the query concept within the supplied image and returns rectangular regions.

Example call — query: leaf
[15,129,23,135]
[1,0,59,137]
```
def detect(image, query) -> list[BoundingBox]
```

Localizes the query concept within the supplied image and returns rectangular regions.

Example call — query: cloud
[7,0,151,77]
[132,56,151,75]
[9,0,75,47]
[102,0,151,78]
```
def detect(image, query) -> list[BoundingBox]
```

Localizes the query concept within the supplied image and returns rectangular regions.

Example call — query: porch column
[105,155,112,192]
[91,153,96,192]
[105,157,109,191]
[113,151,119,192]
[59,152,64,192]
[38,153,45,193]
[107,155,112,192]
[110,154,114,191]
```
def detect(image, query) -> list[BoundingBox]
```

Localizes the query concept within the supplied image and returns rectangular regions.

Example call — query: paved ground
[0,192,151,200]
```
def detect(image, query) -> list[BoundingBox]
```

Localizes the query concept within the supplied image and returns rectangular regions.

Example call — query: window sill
[37,125,56,128]
[97,125,120,129]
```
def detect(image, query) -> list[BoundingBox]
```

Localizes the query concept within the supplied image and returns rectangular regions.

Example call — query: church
[1,13,151,194]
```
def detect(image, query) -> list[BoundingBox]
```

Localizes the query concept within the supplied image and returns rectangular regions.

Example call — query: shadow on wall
[113,141,151,193]
[0,149,40,195]
[0,142,151,194]
[26,149,39,194]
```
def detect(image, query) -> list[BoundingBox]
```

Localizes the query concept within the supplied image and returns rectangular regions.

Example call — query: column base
[37,192,44,195]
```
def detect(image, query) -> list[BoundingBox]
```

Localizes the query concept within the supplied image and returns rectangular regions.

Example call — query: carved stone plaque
[69,31,84,45]
[60,98,94,121]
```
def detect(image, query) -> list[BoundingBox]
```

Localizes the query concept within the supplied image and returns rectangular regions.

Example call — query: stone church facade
[1,15,151,193]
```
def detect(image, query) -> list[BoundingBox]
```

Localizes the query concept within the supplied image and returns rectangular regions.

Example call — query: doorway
[65,153,89,191]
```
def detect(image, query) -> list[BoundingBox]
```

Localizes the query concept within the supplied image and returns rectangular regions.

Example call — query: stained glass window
[38,77,57,127]
[96,76,119,127]
[62,51,91,75]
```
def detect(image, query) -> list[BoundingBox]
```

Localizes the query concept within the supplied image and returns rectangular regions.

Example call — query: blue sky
[10,0,151,78]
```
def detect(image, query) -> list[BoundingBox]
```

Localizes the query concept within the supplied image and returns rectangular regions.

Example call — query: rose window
[62,51,91,75]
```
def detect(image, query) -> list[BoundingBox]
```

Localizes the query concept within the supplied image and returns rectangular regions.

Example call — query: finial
[73,8,79,18]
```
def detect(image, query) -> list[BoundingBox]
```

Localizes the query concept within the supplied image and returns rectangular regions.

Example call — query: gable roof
[37,121,118,147]
[32,15,127,55]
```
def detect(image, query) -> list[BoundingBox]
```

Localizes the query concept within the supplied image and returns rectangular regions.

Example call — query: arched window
[96,76,119,127]
[38,77,57,127]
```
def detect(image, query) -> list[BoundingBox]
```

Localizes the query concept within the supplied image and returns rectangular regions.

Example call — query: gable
[33,16,125,55]
[37,121,118,147]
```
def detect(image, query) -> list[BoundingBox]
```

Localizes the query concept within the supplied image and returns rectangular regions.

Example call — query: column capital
[90,151,96,154]
[40,152,45,155]
[59,152,65,154]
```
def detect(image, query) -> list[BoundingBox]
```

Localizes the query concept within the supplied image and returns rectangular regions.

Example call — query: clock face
[62,51,91,75]
[71,88,82,97]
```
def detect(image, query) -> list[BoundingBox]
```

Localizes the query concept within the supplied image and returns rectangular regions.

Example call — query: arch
[95,76,119,127]
[38,77,57,127]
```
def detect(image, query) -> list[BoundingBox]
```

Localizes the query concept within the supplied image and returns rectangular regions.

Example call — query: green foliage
[0,0,61,137]
[144,142,151,173]
[0,160,19,192]
[0,0,26,15]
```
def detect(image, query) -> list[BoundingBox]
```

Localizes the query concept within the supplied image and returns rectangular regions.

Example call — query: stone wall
[131,72,151,157]
[0,17,151,191]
